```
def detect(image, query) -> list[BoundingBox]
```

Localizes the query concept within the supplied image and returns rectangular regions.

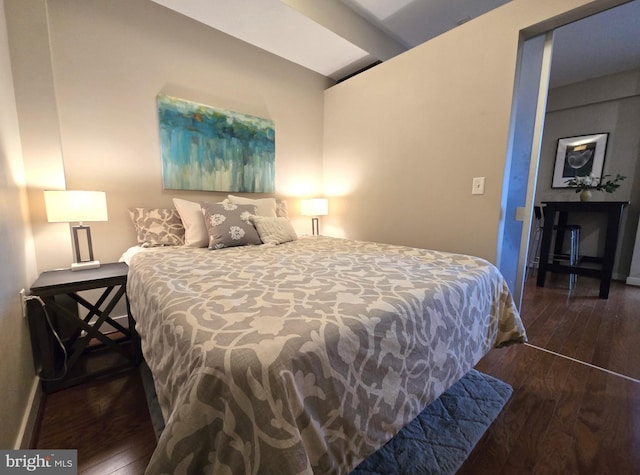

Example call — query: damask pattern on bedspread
[127,236,526,475]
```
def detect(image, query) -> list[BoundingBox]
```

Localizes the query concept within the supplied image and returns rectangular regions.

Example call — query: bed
[125,232,526,474]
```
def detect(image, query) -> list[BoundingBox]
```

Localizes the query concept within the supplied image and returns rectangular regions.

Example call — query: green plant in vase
[565,173,626,201]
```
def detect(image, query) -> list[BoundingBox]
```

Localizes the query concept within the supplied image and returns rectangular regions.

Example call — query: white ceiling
[340,0,510,48]
[550,1,640,87]
[151,0,640,87]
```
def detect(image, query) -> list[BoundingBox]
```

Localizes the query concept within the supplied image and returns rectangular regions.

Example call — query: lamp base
[71,260,101,271]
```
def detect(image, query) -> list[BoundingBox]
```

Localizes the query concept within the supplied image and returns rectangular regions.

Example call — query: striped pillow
[250,216,297,245]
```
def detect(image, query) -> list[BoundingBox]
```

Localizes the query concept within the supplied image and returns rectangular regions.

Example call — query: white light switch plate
[472,177,485,195]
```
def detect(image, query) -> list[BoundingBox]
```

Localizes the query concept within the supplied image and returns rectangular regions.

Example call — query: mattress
[126,236,526,474]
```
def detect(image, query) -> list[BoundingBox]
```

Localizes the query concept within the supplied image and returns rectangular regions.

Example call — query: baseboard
[626,276,640,287]
[15,376,42,449]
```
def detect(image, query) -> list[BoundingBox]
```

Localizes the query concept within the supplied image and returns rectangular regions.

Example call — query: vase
[580,189,592,201]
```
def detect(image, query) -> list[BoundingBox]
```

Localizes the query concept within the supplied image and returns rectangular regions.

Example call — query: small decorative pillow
[173,197,210,247]
[129,208,185,247]
[251,216,298,245]
[276,200,288,219]
[201,202,262,249]
[227,195,278,218]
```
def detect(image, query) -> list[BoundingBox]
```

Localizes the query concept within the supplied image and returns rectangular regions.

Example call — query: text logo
[0,450,77,474]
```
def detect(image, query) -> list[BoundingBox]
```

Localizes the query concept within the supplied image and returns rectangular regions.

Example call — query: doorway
[498,1,640,309]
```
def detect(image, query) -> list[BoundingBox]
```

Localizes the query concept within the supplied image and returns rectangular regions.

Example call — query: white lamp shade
[301,198,328,217]
[44,190,108,223]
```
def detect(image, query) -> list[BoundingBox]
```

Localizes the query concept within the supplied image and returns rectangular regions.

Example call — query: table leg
[598,207,624,298]
[536,208,556,288]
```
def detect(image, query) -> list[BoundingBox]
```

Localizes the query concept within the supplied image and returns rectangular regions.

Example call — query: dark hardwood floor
[33,368,156,474]
[459,275,640,474]
[33,275,640,474]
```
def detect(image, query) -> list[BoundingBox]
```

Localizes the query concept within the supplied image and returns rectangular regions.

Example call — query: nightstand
[28,262,141,393]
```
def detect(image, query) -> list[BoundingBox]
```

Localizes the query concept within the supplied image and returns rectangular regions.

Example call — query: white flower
[240,211,253,223]
[229,226,245,240]
[222,202,238,211]
[210,214,226,226]
[570,174,597,187]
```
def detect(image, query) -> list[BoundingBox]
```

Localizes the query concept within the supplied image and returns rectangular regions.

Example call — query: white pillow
[172,198,209,247]
[276,200,288,219]
[251,216,298,245]
[227,195,277,218]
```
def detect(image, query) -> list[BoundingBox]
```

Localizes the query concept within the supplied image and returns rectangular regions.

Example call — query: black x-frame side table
[28,262,141,392]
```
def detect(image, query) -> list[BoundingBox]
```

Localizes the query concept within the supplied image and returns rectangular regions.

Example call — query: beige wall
[322,0,628,262]
[0,0,39,448]
[536,68,640,277]
[13,0,330,272]
[6,0,68,274]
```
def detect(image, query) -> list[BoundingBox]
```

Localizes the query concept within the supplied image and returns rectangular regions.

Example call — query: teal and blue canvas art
[157,95,275,192]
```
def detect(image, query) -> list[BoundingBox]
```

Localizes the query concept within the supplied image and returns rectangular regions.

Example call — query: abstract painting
[551,133,608,188]
[157,95,275,192]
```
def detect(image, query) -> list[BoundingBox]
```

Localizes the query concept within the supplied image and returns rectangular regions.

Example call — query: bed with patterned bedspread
[126,236,526,474]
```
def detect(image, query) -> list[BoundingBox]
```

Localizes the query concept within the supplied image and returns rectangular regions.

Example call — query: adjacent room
[1,0,639,473]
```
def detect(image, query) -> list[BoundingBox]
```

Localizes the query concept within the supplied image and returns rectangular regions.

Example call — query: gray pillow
[201,202,261,249]
[129,208,185,247]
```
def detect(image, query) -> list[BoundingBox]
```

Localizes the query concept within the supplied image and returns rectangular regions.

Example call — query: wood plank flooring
[33,276,640,474]
[458,276,640,474]
[33,367,156,474]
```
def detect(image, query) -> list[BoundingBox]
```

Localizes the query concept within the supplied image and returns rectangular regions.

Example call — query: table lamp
[44,190,108,271]
[301,198,328,236]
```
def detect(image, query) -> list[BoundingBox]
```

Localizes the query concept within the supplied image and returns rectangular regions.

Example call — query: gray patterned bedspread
[127,236,526,474]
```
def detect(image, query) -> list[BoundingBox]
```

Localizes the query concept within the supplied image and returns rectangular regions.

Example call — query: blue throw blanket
[350,369,512,475]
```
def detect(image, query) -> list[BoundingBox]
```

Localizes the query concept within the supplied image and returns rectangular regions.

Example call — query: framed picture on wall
[157,95,276,193]
[551,133,609,188]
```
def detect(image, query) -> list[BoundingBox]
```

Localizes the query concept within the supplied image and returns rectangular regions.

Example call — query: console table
[536,201,628,298]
